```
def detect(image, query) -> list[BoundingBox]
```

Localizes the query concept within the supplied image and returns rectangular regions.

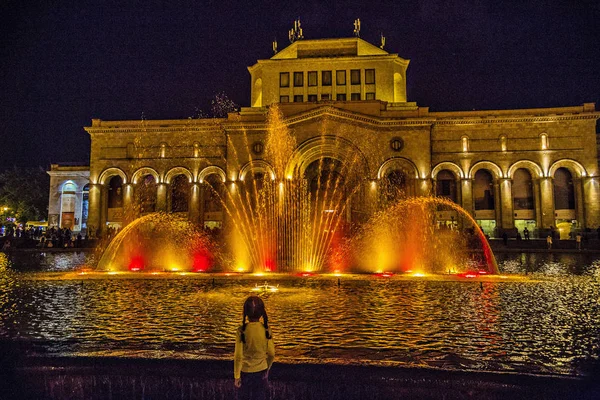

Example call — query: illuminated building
[55,36,600,238]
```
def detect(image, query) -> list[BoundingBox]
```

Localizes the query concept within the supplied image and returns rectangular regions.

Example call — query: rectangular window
[365,69,375,84]
[322,71,332,86]
[280,95,289,103]
[336,93,346,101]
[294,72,304,87]
[307,94,317,102]
[321,94,330,100]
[336,70,346,85]
[308,71,317,86]
[365,92,375,100]
[294,95,303,102]
[280,72,289,87]
[350,69,361,85]
[351,93,361,101]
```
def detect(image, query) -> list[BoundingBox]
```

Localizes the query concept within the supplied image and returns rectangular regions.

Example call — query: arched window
[382,169,408,204]
[499,135,507,152]
[540,133,548,150]
[512,169,534,210]
[554,168,575,210]
[107,176,123,208]
[60,182,77,229]
[137,175,157,213]
[474,170,494,210]
[170,174,190,213]
[435,170,457,203]
[305,158,346,209]
[461,136,469,152]
[204,175,224,213]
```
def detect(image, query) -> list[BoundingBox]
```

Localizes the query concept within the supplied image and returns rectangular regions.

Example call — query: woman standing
[234,296,275,400]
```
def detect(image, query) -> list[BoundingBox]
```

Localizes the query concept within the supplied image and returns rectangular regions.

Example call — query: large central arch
[284,135,371,180]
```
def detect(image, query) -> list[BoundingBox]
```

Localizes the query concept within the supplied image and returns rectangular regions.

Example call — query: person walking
[502,231,509,246]
[546,234,553,250]
[234,296,275,400]
[576,233,582,250]
[523,227,530,240]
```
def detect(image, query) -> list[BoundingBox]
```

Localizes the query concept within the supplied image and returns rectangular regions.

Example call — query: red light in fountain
[457,271,479,278]
[128,256,145,271]
[192,252,210,272]
[374,272,394,278]
[297,272,316,277]
[264,258,275,272]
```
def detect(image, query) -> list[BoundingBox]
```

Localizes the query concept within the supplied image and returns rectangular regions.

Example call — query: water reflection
[0,252,599,376]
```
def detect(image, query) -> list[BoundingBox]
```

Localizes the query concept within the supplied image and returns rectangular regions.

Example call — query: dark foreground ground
[1,354,599,400]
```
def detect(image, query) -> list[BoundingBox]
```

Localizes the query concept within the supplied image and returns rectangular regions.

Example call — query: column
[583,177,600,229]
[539,177,555,230]
[100,185,108,236]
[499,178,514,230]
[156,183,168,212]
[417,178,431,197]
[574,177,585,229]
[493,181,502,234]
[88,183,102,237]
[189,183,201,224]
[461,178,473,216]
[533,179,543,234]
[122,183,134,225]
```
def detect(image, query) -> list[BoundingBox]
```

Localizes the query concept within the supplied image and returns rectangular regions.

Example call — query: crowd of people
[0,226,93,251]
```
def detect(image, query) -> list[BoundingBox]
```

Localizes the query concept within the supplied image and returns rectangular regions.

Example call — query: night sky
[1,0,599,170]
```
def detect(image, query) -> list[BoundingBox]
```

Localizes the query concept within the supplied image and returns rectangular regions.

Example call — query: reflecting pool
[1,251,599,376]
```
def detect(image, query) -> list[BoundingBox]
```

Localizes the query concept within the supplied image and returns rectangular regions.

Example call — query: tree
[0,166,49,225]
[193,92,239,119]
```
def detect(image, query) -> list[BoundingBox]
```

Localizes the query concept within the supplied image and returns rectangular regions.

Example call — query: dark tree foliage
[0,166,49,224]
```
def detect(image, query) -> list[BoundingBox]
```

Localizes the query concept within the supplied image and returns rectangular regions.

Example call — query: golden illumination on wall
[500,135,507,152]
[461,136,469,152]
[540,133,548,150]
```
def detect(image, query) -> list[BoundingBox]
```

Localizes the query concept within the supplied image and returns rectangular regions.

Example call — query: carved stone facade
[82,37,600,239]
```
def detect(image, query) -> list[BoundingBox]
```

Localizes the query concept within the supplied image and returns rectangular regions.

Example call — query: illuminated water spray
[96,213,217,272]
[350,197,498,274]
[215,106,362,272]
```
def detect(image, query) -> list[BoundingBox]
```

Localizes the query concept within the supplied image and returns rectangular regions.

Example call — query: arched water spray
[96,213,218,272]
[350,197,498,274]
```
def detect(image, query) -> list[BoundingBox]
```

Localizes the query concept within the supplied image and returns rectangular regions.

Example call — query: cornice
[433,114,599,125]
[85,126,223,135]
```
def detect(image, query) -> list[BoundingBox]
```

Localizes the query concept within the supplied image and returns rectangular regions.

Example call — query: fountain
[96,213,218,272]
[94,105,497,276]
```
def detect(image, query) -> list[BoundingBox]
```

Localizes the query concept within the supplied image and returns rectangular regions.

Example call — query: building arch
[377,157,419,180]
[198,166,227,183]
[431,162,465,180]
[469,161,503,180]
[549,159,587,178]
[164,167,193,184]
[507,160,544,179]
[98,167,127,185]
[132,167,160,184]
[239,160,276,181]
[60,180,79,192]
[285,135,370,180]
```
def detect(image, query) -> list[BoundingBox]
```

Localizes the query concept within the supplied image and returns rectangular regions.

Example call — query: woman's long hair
[240,295,272,343]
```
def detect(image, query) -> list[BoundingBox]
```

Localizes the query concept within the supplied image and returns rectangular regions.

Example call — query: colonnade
[86,164,600,237]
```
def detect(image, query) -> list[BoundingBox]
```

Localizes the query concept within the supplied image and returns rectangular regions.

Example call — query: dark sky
[1,0,599,170]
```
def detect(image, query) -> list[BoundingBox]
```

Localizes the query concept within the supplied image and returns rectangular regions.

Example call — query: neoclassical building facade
[80,37,599,239]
